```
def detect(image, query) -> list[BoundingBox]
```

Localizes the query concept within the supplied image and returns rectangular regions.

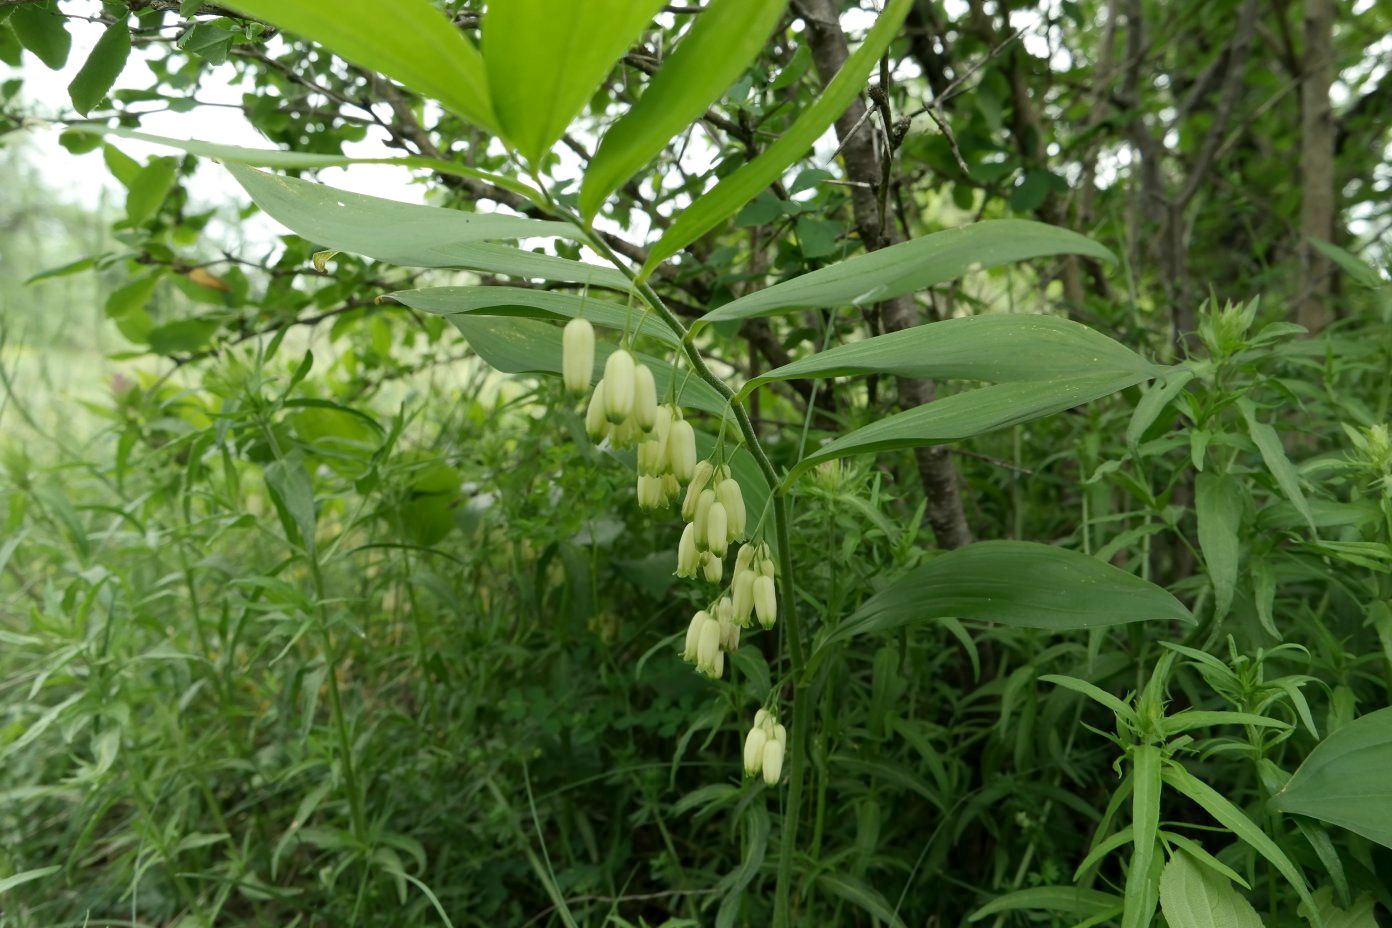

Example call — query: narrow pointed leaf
[580,0,789,219]
[1269,706,1392,849]
[818,540,1191,656]
[226,164,628,288]
[704,220,1115,324]
[225,0,497,132]
[389,286,679,346]
[969,887,1121,921]
[788,372,1148,484]
[745,313,1156,394]
[641,0,912,277]
[1195,473,1242,620]
[1123,745,1163,928]
[484,0,666,163]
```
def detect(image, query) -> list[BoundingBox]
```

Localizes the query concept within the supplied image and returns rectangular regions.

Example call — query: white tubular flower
[701,552,723,584]
[720,617,740,651]
[732,569,755,626]
[760,555,776,578]
[633,363,658,431]
[585,385,609,441]
[637,474,666,509]
[754,708,770,729]
[661,474,681,504]
[734,543,755,575]
[706,501,729,556]
[716,477,746,539]
[676,524,699,577]
[761,737,784,785]
[561,317,594,393]
[609,417,642,450]
[682,610,711,662]
[743,725,768,776]
[753,574,777,628]
[681,460,713,519]
[772,723,787,746]
[692,489,716,546]
[637,438,666,476]
[696,617,722,676]
[668,418,697,481]
[602,349,636,423]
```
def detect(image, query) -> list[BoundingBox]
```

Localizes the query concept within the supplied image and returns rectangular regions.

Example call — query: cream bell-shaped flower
[632,363,658,431]
[692,489,716,547]
[667,417,697,481]
[681,460,714,520]
[716,478,746,539]
[761,737,784,785]
[561,317,594,393]
[753,574,777,628]
[706,501,729,556]
[732,569,755,626]
[585,384,609,441]
[734,543,755,575]
[676,524,700,578]
[743,725,768,776]
[682,610,711,663]
[696,617,722,677]
[701,552,723,584]
[602,350,636,424]
[754,708,770,729]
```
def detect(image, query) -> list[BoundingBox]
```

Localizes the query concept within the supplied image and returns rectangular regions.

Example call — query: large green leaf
[816,540,1191,656]
[67,20,130,116]
[744,313,1156,395]
[703,220,1115,325]
[9,4,69,69]
[788,372,1149,484]
[68,125,543,204]
[1158,852,1265,928]
[389,286,679,347]
[225,163,628,288]
[484,0,666,164]
[1195,473,1242,620]
[1269,707,1392,849]
[640,0,912,278]
[225,0,497,133]
[579,0,788,220]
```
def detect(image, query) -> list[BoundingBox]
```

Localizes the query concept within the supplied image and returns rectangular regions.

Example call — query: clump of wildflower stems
[535,190,806,925]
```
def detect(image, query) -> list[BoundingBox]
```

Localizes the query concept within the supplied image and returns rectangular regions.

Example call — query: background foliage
[1,1,1390,926]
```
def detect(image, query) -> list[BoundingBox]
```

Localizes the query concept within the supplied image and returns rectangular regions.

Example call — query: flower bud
[743,726,768,776]
[668,419,697,481]
[603,350,635,423]
[633,363,658,431]
[585,385,609,441]
[754,574,777,628]
[761,737,784,785]
[676,523,699,577]
[734,543,755,575]
[561,317,594,393]
[706,501,729,556]
[772,723,787,745]
[716,478,746,539]
[696,617,722,676]
[760,557,775,578]
[754,708,770,729]
[732,569,755,625]
[649,404,673,450]
[682,460,714,519]
[682,610,711,662]
[701,552,723,584]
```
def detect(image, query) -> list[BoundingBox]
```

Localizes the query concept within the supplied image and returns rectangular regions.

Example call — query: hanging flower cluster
[564,314,784,783]
[743,709,786,785]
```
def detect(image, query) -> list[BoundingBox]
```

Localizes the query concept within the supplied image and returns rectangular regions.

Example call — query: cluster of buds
[732,542,778,628]
[681,596,744,678]
[743,709,786,785]
[674,460,747,582]
[635,404,697,510]
[580,341,660,451]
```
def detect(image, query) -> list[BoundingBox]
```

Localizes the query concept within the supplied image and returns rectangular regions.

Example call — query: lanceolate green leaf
[68,125,543,204]
[67,20,130,116]
[1195,473,1242,620]
[579,0,789,220]
[1123,745,1163,928]
[389,286,679,347]
[1158,852,1265,928]
[225,163,629,288]
[703,220,1115,325]
[744,313,1156,395]
[484,0,666,164]
[817,541,1191,656]
[788,372,1149,484]
[224,0,497,133]
[640,0,912,278]
[9,4,70,69]
[1269,707,1392,849]
[969,886,1122,921]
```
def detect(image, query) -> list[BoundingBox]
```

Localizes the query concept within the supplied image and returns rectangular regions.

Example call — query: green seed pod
[761,738,784,785]
[561,317,594,393]
[706,501,728,556]
[602,349,635,423]
[668,418,697,481]
[743,725,768,776]
[753,574,776,628]
[632,363,658,431]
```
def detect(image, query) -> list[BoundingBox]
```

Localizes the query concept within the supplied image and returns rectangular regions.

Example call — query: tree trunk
[798,0,972,550]
[1296,0,1335,332]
